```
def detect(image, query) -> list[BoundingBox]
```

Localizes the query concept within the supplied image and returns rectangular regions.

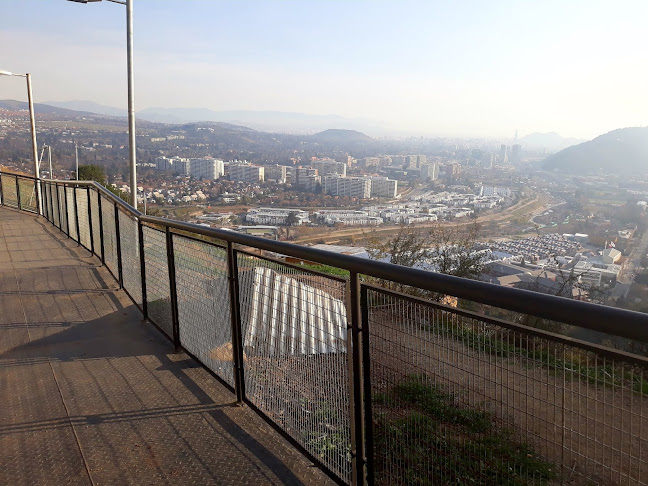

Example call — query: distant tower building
[499,144,508,164]
[510,144,522,164]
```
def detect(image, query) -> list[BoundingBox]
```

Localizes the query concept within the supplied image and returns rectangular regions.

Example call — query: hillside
[519,132,582,150]
[542,127,648,173]
[311,129,374,143]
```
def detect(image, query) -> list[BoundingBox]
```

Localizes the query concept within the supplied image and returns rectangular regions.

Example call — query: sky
[1,0,647,139]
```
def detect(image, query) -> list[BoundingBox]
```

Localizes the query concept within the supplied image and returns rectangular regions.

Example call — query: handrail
[4,171,648,343]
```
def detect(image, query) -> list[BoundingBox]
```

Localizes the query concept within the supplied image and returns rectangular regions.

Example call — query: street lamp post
[69,0,137,209]
[0,70,39,180]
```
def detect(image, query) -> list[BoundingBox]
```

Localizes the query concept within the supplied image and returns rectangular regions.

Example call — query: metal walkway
[0,207,332,486]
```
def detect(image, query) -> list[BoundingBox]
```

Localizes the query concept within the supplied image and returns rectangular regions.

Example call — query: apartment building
[246,208,310,225]
[189,158,224,180]
[226,162,265,183]
[323,175,372,199]
[312,159,347,177]
[370,177,398,198]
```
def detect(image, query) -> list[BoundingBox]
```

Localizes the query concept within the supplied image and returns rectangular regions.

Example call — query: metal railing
[2,170,648,485]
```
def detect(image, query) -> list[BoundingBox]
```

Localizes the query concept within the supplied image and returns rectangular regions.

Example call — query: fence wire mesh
[1,175,18,208]
[100,197,118,278]
[364,286,648,486]
[236,251,351,483]
[118,210,142,307]
[75,188,91,250]
[65,186,77,241]
[173,235,234,387]
[17,178,37,212]
[142,226,173,338]
[58,185,68,235]
[90,190,101,260]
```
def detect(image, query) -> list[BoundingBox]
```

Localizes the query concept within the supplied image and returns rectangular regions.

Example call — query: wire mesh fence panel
[173,235,234,387]
[101,197,118,279]
[58,186,68,234]
[17,178,38,212]
[142,226,173,338]
[65,186,78,241]
[90,190,101,260]
[363,285,648,486]
[118,209,142,306]
[1,175,18,208]
[236,252,351,483]
[75,187,91,250]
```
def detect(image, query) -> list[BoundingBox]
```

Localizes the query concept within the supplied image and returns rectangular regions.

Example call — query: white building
[226,163,265,183]
[323,175,372,199]
[189,158,224,180]
[419,163,439,181]
[246,208,310,225]
[264,165,289,183]
[312,159,347,177]
[370,177,398,198]
[313,210,383,226]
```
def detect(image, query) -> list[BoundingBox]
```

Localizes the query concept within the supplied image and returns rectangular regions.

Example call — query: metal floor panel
[0,207,333,486]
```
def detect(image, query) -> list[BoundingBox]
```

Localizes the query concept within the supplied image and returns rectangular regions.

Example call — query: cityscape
[1,1,647,486]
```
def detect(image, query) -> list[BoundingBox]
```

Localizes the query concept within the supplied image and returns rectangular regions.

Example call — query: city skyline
[1,0,647,138]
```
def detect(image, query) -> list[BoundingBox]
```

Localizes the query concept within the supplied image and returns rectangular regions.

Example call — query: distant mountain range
[542,127,648,173]
[519,132,584,150]
[311,129,374,143]
[42,100,388,134]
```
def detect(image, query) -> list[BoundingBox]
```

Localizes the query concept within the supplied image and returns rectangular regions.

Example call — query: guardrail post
[97,193,105,264]
[347,271,366,486]
[73,184,80,244]
[138,220,147,319]
[360,285,374,486]
[165,227,181,349]
[114,202,123,288]
[55,184,62,230]
[64,186,70,236]
[15,176,22,210]
[87,187,94,254]
[227,241,246,403]
[35,179,41,216]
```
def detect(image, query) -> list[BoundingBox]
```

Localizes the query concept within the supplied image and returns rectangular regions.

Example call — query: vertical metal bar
[34,179,41,216]
[41,181,48,220]
[114,202,123,288]
[227,241,246,403]
[347,271,366,486]
[73,184,80,244]
[64,186,70,236]
[138,220,147,318]
[166,227,180,349]
[361,285,375,486]
[56,184,62,230]
[98,193,105,265]
[0,172,4,206]
[87,187,94,254]
[15,176,21,210]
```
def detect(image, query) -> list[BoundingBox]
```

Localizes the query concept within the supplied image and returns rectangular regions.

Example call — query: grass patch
[373,375,556,485]
[300,262,350,278]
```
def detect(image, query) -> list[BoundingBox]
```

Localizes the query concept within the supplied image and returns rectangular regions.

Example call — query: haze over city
[2,0,647,138]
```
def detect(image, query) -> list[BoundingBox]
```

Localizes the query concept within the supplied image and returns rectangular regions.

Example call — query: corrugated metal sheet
[241,267,347,356]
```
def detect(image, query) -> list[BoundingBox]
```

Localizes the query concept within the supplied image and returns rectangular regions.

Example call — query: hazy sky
[1,0,647,138]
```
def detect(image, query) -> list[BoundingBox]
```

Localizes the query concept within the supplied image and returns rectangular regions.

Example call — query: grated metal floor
[0,207,333,486]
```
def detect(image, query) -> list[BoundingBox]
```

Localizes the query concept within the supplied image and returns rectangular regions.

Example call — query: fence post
[64,186,70,236]
[41,181,48,220]
[227,241,246,403]
[165,227,180,349]
[0,172,3,206]
[35,179,41,216]
[114,202,123,288]
[347,271,366,486]
[360,285,374,486]
[138,220,148,319]
[97,193,105,264]
[56,184,62,230]
[49,183,54,223]
[15,177,22,210]
[73,185,80,244]
[87,187,94,254]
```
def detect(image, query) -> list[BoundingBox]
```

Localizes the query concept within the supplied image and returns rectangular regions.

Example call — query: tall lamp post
[0,70,39,180]
[69,0,137,209]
